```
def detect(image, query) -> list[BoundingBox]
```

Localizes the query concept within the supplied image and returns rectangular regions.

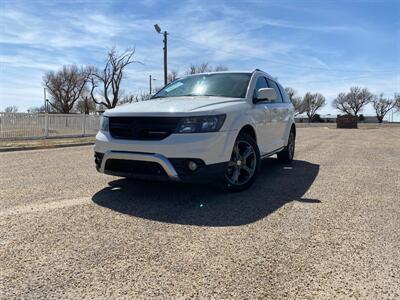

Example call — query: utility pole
[43,88,47,113]
[149,75,152,94]
[163,31,168,86]
[154,24,168,86]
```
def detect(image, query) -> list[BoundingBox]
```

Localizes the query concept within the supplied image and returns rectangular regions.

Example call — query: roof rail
[253,69,274,80]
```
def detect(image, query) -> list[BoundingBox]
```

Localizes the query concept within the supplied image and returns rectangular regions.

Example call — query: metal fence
[0,113,100,140]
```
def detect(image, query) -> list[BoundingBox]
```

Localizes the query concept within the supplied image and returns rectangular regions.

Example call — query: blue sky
[0,0,399,118]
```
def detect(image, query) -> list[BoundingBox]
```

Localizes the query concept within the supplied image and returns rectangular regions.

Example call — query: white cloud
[0,54,62,70]
[259,18,367,34]
[0,1,398,113]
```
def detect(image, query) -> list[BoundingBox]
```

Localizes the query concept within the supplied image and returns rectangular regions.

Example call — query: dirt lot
[0,127,399,299]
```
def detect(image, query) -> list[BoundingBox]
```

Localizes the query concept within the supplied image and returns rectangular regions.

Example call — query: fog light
[188,160,198,171]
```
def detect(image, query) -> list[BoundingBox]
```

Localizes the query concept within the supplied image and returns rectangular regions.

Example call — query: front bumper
[94,130,236,182]
[95,150,228,182]
[98,151,179,180]
[94,130,236,165]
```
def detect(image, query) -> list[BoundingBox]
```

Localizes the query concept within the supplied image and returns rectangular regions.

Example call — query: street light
[154,24,168,86]
[154,24,161,33]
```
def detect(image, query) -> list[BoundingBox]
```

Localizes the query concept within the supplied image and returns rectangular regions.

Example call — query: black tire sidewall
[223,132,261,192]
[277,129,295,163]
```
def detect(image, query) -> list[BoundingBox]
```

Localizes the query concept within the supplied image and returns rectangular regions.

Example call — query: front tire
[222,132,261,192]
[277,129,295,163]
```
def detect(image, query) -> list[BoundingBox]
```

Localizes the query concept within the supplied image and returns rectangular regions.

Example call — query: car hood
[104,96,247,116]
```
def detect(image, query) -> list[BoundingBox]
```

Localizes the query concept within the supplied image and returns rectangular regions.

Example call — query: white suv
[95,70,296,191]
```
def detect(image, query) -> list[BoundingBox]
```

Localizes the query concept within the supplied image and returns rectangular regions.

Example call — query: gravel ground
[0,127,399,299]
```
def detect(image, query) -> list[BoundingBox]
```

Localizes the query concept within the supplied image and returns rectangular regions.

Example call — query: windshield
[152,73,251,99]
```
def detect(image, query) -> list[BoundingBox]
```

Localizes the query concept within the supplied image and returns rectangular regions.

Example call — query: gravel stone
[0,127,399,299]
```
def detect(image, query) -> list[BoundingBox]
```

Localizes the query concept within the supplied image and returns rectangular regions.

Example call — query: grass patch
[0,137,95,150]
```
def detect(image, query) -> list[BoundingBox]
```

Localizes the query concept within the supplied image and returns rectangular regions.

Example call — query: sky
[0,0,399,119]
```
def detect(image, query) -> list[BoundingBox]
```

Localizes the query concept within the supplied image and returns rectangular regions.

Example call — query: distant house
[358,116,379,123]
[295,114,380,123]
[295,114,336,123]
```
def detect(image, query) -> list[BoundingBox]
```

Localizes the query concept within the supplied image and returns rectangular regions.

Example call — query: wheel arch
[291,123,296,138]
[238,124,257,143]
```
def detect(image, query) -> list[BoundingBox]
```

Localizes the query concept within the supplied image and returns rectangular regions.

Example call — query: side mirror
[256,88,277,103]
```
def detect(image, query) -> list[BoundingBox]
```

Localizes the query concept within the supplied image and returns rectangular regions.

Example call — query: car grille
[105,159,167,176]
[109,117,181,140]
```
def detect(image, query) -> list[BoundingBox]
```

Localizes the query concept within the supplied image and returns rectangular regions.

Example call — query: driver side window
[253,76,268,100]
[266,78,283,103]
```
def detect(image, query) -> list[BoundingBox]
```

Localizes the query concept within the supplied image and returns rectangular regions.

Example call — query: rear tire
[222,132,261,192]
[277,129,295,163]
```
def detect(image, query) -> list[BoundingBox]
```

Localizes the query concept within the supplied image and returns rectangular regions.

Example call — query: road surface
[1,127,399,299]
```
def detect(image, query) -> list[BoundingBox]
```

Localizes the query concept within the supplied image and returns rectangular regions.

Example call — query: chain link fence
[0,113,100,140]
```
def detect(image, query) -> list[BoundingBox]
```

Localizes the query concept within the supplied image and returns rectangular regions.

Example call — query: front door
[252,76,277,154]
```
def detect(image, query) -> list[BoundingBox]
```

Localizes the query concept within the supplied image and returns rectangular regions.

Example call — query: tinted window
[266,78,283,103]
[277,82,290,103]
[152,73,251,99]
[253,76,268,99]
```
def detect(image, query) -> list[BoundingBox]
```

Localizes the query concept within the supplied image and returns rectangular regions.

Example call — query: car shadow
[92,158,320,227]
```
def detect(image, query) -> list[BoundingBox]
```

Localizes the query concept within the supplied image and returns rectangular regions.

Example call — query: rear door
[265,78,288,148]
[277,82,294,144]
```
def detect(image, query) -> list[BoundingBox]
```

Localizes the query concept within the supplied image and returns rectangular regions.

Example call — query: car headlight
[100,116,109,132]
[175,115,226,133]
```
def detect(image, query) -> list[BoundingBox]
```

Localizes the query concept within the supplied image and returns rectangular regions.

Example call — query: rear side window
[266,78,283,103]
[277,82,291,103]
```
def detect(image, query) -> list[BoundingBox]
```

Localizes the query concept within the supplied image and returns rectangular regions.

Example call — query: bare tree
[186,63,210,75]
[118,94,137,105]
[214,65,229,72]
[75,93,96,114]
[90,48,139,109]
[4,105,18,113]
[285,87,304,115]
[186,63,228,75]
[372,94,398,123]
[167,70,179,83]
[302,92,326,122]
[119,95,136,105]
[118,91,151,106]
[395,93,400,112]
[27,105,46,113]
[43,65,91,113]
[333,87,373,116]
[135,91,151,101]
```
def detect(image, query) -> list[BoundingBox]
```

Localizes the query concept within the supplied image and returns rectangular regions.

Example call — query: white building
[295,114,380,123]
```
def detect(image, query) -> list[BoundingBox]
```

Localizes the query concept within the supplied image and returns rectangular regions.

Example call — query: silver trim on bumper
[99,150,180,181]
